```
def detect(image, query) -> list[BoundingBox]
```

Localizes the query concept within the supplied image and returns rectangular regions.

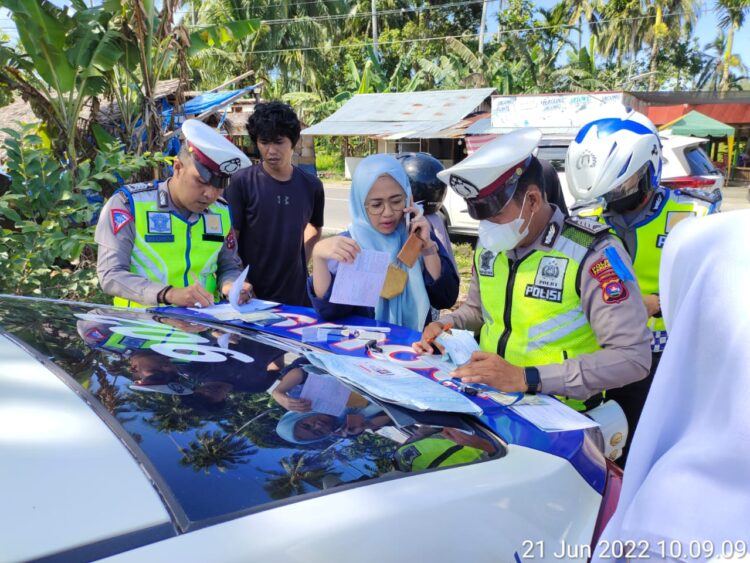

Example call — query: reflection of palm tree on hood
[262,453,338,500]
[179,430,257,474]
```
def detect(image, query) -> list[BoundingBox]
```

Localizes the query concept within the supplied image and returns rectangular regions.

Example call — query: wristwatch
[524,366,541,395]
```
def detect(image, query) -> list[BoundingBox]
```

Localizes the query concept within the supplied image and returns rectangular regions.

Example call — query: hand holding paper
[436,329,480,366]
[226,265,253,308]
[330,249,390,307]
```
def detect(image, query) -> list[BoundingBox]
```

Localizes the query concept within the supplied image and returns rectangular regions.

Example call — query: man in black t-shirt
[227,102,325,306]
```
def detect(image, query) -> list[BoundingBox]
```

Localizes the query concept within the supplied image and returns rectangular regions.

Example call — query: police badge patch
[110,209,134,235]
[478,249,497,277]
[204,213,223,235]
[147,211,172,234]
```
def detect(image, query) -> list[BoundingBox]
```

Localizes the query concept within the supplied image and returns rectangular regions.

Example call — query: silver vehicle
[660,134,725,194]
[0,297,621,562]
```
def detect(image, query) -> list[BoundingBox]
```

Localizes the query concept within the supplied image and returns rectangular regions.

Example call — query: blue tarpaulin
[162,86,255,124]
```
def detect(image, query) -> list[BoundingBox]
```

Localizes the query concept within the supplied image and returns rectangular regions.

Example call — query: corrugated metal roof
[302,88,495,139]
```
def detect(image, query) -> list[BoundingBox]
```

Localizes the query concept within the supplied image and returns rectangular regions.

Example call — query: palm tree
[717,0,750,91]
[565,0,602,51]
[598,0,647,69]
[552,38,610,91]
[642,0,698,90]
[188,0,347,95]
[695,30,748,91]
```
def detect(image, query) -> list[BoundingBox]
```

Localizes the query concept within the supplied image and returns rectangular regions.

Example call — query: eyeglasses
[364,195,407,215]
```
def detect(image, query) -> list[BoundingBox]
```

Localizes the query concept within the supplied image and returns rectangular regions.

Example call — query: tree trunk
[648,37,659,91]
[720,22,736,92]
[479,0,488,56]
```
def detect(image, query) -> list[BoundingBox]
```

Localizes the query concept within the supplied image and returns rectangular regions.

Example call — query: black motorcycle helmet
[395,152,447,215]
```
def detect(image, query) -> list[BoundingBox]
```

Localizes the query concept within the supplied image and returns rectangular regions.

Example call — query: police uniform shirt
[95,180,244,305]
[439,206,652,400]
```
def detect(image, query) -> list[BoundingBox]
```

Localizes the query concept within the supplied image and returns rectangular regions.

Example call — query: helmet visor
[465,171,524,220]
[602,163,649,205]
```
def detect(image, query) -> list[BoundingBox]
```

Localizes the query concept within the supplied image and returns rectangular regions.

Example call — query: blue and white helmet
[566,110,661,205]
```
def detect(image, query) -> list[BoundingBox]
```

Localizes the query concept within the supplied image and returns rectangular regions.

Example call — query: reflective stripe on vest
[112,185,231,308]
[475,225,602,411]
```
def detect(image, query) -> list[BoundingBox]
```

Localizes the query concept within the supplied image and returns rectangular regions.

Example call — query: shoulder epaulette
[564,215,610,235]
[216,196,229,206]
[121,181,157,195]
[673,188,721,204]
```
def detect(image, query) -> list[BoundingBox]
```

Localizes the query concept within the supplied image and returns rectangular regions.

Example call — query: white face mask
[478,193,533,253]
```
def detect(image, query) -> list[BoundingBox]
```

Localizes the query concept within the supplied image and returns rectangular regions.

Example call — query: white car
[0,297,621,562]
[442,134,723,236]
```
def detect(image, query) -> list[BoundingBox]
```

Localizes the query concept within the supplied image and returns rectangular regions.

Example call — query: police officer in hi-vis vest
[413,128,652,411]
[96,119,253,308]
[566,109,719,462]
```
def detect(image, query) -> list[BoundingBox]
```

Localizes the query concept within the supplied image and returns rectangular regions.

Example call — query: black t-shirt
[226,164,325,306]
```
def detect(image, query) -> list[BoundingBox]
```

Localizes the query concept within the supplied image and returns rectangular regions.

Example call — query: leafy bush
[0,124,166,302]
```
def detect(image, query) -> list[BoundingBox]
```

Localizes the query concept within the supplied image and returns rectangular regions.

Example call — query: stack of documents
[511,394,599,432]
[305,352,482,415]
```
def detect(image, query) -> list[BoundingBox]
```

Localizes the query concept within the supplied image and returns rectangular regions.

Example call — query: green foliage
[0,0,126,164]
[0,124,166,301]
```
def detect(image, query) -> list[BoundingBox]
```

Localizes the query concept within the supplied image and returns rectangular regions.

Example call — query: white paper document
[300,371,351,416]
[511,394,599,432]
[330,250,390,308]
[188,265,279,318]
[228,265,250,309]
[189,300,279,319]
[305,352,482,415]
[436,329,480,366]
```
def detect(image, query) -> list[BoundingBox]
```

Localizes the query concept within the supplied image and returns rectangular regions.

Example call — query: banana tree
[120,0,260,154]
[0,0,125,169]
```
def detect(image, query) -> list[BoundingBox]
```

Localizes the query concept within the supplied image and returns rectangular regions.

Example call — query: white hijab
[594,210,750,562]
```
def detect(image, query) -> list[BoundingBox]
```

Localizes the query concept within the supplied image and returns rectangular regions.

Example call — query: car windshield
[0,299,504,530]
[684,146,719,175]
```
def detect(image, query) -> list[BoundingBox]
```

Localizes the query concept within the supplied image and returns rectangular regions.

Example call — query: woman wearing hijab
[309,154,459,331]
[593,210,750,562]
[276,405,391,445]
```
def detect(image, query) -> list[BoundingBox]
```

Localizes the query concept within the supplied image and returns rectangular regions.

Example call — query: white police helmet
[181,119,251,189]
[566,110,661,208]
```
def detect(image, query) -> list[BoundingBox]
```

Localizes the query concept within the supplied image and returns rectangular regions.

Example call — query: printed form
[330,250,390,308]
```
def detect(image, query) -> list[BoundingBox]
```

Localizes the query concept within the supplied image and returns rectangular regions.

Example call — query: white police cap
[181,119,251,187]
[437,127,542,220]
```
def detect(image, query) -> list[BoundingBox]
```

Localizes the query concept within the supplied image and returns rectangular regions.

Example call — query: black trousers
[608,351,662,468]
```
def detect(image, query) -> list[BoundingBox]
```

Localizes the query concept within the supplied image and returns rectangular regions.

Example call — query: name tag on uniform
[478,249,497,277]
[204,213,223,235]
[148,211,172,234]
